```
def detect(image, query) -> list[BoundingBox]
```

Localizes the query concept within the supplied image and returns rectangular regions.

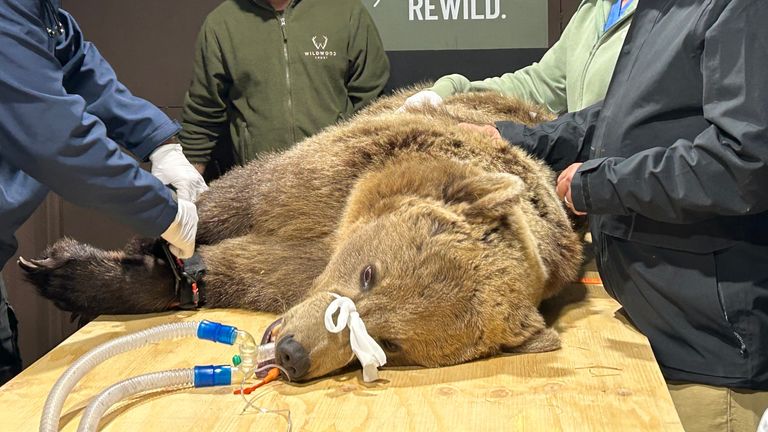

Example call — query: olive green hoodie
[429,0,636,114]
[180,0,389,166]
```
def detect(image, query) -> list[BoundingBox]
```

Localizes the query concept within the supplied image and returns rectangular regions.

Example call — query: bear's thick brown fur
[20,90,583,381]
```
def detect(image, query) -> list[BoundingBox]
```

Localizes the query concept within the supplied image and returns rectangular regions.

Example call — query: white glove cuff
[149,143,184,164]
[161,199,198,259]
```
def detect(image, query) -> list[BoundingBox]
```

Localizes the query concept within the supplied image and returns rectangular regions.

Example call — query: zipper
[716,284,748,358]
[576,40,602,108]
[239,120,251,162]
[584,7,636,159]
[576,9,635,108]
[41,0,64,38]
[278,13,297,145]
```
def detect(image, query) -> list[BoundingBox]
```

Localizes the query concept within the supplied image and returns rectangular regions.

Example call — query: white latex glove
[758,408,768,432]
[397,90,443,112]
[161,199,199,259]
[150,143,209,202]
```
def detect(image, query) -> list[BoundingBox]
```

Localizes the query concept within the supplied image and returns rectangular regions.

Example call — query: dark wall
[385,48,548,92]
[63,0,224,111]
[3,0,582,369]
[66,0,584,102]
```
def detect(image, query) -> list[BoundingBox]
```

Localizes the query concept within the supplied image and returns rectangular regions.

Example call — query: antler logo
[312,35,328,50]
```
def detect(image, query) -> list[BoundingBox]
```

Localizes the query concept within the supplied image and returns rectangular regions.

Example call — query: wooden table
[0,276,683,431]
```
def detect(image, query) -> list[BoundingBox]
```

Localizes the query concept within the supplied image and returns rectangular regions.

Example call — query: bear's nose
[275,335,310,379]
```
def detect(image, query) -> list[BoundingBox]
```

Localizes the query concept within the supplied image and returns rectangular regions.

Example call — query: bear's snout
[275,335,310,379]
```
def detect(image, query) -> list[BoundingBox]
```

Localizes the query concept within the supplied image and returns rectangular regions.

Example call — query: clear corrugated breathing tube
[39,320,279,432]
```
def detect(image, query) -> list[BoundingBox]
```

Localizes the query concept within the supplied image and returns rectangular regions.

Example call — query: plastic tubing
[78,364,241,432]
[78,361,284,432]
[77,368,195,432]
[39,321,200,432]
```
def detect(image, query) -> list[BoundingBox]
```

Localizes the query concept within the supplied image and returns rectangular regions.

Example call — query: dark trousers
[0,276,22,386]
[594,231,768,389]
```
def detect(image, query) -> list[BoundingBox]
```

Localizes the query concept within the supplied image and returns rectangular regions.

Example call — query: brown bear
[19,90,583,381]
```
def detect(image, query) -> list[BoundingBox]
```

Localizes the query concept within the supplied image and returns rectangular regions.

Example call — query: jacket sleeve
[570,1,768,222]
[57,11,180,161]
[428,14,572,114]
[0,10,177,237]
[495,102,602,172]
[345,4,390,112]
[178,18,231,164]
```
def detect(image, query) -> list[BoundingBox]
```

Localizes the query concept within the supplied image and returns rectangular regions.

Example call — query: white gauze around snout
[324,293,387,382]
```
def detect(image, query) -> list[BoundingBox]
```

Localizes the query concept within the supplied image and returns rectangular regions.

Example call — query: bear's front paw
[19,237,179,315]
[18,238,120,314]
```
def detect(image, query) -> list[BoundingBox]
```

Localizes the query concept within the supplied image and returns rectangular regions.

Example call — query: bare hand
[458,123,502,140]
[556,163,586,215]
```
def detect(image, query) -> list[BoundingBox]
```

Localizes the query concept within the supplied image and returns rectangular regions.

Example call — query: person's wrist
[570,169,588,212]
[161,135,180,145]
[150,143,184,164]
[428,80,455,100]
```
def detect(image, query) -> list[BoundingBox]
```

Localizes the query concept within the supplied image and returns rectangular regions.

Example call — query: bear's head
[272,158,562,381]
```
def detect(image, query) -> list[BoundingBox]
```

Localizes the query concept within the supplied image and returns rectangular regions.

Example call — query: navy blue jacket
[0,0,180,269]
[498,0,768,388]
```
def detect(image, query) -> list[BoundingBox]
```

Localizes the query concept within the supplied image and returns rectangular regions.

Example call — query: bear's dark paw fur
[18,237,177,315]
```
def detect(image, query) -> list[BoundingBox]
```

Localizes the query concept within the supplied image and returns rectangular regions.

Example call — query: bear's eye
[380,339,401,353]
[360,264,376,291]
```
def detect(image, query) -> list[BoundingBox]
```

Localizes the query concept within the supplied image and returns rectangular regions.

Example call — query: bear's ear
[498,307,560,354]
[501,327,561,353]
[444,173,525,221]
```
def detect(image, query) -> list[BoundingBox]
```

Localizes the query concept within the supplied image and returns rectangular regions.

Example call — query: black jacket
[498,0,768,389]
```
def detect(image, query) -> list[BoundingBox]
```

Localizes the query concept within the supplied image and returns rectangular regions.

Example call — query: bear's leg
[196,185,255,245]
[503,327,561,353]
[498,306,561,353]
[19,234,332,316]
[198,235,330,313]
[18,237,178,316]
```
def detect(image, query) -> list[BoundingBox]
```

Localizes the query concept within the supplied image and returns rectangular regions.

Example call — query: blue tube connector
[194,365,232,387]
[197,320,238,345]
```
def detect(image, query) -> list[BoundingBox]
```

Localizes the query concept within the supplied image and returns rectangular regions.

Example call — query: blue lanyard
[603,0,633,32]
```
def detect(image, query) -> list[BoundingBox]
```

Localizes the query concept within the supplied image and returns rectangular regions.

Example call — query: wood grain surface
[0,275,683,431]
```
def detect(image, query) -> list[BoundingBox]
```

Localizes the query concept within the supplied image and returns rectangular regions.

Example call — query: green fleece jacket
[429,0,635,114]
[180,0,389,166]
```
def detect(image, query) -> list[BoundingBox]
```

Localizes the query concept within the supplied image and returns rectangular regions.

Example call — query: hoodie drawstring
[41,0,63,38]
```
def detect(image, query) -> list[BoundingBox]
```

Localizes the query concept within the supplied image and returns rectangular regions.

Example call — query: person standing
[402,0,636,114]
[0,0,206,385]
[481,1,768,430]
[180,0,390,177]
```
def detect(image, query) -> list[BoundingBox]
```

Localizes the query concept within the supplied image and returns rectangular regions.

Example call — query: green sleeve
[346,4,390,112]
[179,18,231,164]
[429,27,571,114]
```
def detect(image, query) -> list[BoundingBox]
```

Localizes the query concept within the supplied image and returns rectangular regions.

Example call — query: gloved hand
[397,90,443,112]
[161,199,199,259]
[150,143,209,202]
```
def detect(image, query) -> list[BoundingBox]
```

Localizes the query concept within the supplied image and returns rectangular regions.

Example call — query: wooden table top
[0,276,683,431]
